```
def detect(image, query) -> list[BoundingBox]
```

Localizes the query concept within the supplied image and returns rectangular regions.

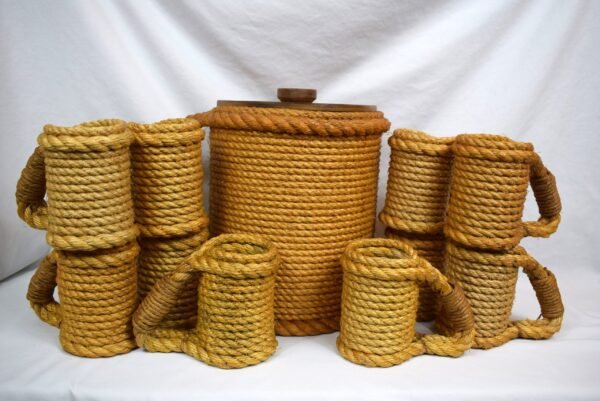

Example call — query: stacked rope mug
[18,119,139,357]
[439,134,564,349]
[380,129,454,321]
[129,118,210,353]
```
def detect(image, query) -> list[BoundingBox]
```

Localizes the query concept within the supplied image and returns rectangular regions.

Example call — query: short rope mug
[133,234,279,369]
[380,129,454,321]
[438,241,564,349]
[17,119,139,357]
[336,238,474,367]
[445,134,562,251]
[129,118,210,352]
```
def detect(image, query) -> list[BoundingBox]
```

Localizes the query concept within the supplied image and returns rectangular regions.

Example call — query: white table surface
[1,264,599,401]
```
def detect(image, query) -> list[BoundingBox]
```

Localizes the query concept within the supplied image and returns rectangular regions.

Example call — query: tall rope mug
[380,129,453,321]
[133,234,279,369]
[16,120,139,357]
[129,118,210,352]
[191,88,390,336]
[336,238,474,367]
[438,134,564,349]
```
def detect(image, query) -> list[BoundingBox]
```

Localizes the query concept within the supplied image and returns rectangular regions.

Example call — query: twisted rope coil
[445,134,562,251]
[336,238,474,367]
[133,234,279,369]
[18,119,139,357]
[380,129,454,321]
[193,105,389,336]
[439,241,563,349]
[129,118,210,352]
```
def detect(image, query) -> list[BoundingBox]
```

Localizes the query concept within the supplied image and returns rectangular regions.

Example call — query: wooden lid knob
[277,88,317,103]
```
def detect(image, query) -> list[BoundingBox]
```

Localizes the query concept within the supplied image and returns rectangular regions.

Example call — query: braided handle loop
[132,262,197,336]
[26,252,61,327]
[512,247,564,339]
[16,146,48,230]
[417,258,475,357]
[524,154,562,238]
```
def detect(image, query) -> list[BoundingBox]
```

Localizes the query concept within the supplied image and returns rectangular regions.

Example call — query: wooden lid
[217,88,377,112]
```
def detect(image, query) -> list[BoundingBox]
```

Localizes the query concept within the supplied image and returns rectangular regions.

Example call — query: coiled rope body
[20,119,139,357]
[336,238,474,367]
[193,106,389,336]
[133,234,279,369]
[129,118,210,352]
[380,129,453,321]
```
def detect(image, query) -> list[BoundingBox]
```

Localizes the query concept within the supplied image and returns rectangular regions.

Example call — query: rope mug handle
[523,153,562,238]
[16,146,48,230]
[512,247,564,339]
[26,252,62,327]
[417,259,475,357]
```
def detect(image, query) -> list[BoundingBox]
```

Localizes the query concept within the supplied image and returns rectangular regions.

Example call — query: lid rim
[216,100,377,112]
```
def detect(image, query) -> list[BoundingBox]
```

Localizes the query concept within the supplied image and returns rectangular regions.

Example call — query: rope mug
[129,118,210,352]
[17,119,139,357]
[380,129,453,321]
[192,88,390,336]
[133,234,279,369]
[445,134,562,251]
[336,238,474,367]
[438,242,564,349]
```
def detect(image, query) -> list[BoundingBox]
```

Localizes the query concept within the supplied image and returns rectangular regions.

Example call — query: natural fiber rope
[445,134,562,251]
[18,119,139,357]
[194,106,389,336]
[336,238,474,367]
[27,242,139,357]
[133,234,279,368]
[380,129,453,322]
[385,229,446,321]
[440,241,563,349]
[130,118,207,238]
[128,118,210,352]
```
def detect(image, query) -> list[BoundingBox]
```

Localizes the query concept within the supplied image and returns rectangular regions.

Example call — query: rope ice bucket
[17,119,139,357]
[191,88,390,336]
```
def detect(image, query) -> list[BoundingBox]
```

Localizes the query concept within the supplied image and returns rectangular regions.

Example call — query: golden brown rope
[133,234,279,369]
[336,238,474,367]
[440,241,563,349]
[19,119,140,357]
[445,134,561,251]
[128,118,210,352]
[27,243,139,357]
[380,129,454,322]
[200,105,389,336]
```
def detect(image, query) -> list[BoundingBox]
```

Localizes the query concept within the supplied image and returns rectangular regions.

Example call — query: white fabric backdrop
[1,0,599,279]
[1,1,600,400]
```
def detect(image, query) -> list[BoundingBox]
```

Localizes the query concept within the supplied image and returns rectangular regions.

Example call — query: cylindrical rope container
[380,129,453,321]
[445,134,562,251]
[336,238,474,367]
[17,119,139,357]
[192,88,390,336]
[133,234,279,369]
[129,118,210,352]
[440,241,564,349]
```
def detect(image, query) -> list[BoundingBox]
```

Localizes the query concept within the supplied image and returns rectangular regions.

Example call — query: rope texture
[440,242,563,349]
[380,129,453,321]
[336,238,474,367]
[133,234,279,369]
[19,119,139,357]
[199,105,389,336]
[445,134,562,251]
[129,118,210,352]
